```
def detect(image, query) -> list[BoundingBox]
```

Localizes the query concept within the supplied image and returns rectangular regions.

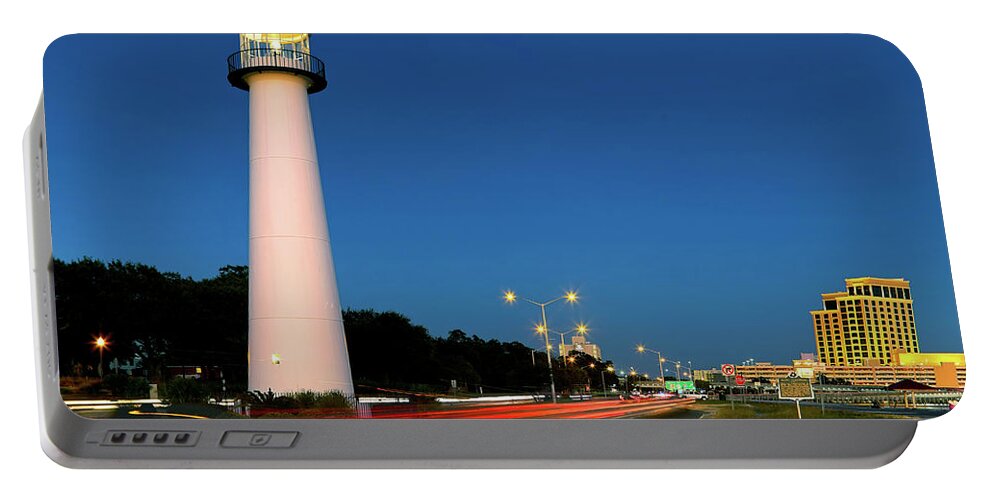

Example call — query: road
[368,397,695,419]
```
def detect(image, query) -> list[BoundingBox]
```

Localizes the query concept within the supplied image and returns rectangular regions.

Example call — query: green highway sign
[665,380,696,392]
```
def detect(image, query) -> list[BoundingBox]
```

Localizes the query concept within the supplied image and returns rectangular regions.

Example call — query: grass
[707,401,906,419]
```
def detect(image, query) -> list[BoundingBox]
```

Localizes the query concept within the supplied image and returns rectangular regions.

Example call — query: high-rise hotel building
[810,277,920,366]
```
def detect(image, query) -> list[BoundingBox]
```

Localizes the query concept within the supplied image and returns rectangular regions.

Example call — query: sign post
[721,364,736,410]
[777,372,814,419]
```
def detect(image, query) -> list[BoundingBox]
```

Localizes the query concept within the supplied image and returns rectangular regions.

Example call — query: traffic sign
[665,380,696,393]
[735,374,745,386]
[721,364,736,376]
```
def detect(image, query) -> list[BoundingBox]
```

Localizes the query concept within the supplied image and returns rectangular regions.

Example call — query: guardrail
[729,390,960,407]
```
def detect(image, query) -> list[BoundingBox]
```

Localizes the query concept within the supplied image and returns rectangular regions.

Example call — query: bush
[293,390,318,408]
[314,390,353,409]
[160,377,210,404]
[243,389,297,409]
[242,389,353,410]
[102,374,151,398]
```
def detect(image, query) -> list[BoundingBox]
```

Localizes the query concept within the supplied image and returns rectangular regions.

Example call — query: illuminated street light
[636,344,692,382]
[550,322,591,357]
[636,345,666,380]
[92,335,110,378]
[598,365,615,397]
[502,289,580,404]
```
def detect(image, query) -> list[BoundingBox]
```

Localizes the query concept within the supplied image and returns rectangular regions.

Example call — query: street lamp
[550,322,589,358]
[93,335,109,378]
[620,368,643,393]
[503,289,579,404]
[636,345,666,380]
[586,363,615,397]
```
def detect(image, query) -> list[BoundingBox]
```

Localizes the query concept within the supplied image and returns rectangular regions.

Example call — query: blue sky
[43,34,962,372]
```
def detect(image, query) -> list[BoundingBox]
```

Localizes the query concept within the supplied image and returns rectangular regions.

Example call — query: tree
[54,258,559,395]
[54,258,248,386]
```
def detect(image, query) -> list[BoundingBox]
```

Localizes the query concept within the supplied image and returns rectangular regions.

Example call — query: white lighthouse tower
[227,33,354,396]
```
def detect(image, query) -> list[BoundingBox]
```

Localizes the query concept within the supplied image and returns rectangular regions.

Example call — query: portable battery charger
[25,33,964,468]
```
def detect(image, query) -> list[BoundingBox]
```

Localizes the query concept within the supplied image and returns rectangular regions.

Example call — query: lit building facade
[559,334,602,360]
[693,369,724,383]
[811,277,919,366]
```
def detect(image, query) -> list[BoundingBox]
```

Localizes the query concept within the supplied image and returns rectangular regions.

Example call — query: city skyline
[43,34,962,371]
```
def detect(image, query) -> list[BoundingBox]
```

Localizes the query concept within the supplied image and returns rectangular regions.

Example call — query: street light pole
[538,303,556,404]
[592,363,614,398]
[94,336,108,379]
[637,345,667,381]
[550,322,589,359]
[504,290,579,404]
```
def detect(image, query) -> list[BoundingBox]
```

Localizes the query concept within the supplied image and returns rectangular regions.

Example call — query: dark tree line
[54,258,618,395]
[54,258,249,386]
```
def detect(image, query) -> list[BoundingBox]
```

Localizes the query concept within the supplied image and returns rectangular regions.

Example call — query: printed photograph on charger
[42,34,964,420]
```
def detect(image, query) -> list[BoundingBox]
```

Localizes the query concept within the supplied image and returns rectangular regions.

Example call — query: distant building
[731,351,965,389]
[559,333,602,360]
[891,350,965,389]
[810,277,920,366]
[692,369,724,383]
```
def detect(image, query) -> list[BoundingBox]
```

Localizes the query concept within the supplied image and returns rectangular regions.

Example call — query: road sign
[665,380,696,393]
[721,364,736,376]
[778,377,814,400]
[735,374,745,386]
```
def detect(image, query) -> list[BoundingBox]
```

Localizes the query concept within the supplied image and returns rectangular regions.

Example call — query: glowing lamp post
[552,322,589,357]
[503,290,579,403]
[93,336,108,378]
[592,364,615,397]
[227,34,353,396]
[636,345,666,380]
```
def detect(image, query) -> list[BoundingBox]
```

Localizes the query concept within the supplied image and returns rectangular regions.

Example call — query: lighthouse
[227,34,354,396]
